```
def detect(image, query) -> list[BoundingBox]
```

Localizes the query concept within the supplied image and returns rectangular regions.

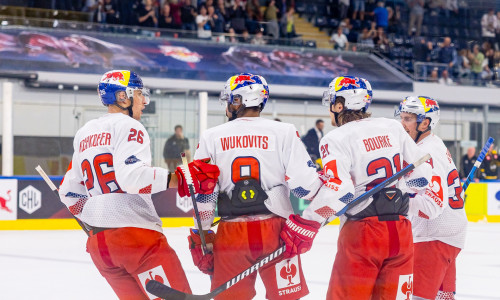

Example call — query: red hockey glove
[176,159,220,197]
[280,214,321,258]
[188,228,216,275]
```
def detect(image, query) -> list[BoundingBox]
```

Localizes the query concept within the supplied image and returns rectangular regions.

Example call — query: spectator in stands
[330,26,349,50]
[373,26,389,53]
[496,11,500,50]
[408,0,424,36]
[414,37,433,79]
[438,69,454,85]
[469,44,485,85]
[208,5,224,33]
[456,49,471,79]
[429,67,439,82]
[196,5,212,39]
[352,0,366,21]
[444,0,458,18]
[340,18,351,36]
[168,0,183,28]
[481,8,497,46]
[460,146,479,182]
[283,7,297,38]
[181,0,197,31]
[240,29,251,43]
[246,0,263,22]
[159,2,177,30]
[227,27,239,43]
[482,48,495,83]
[438,37,457,71]
[339,0,350,20]
[102,0,120,24]
[359,24,376,48]
[251,30,267,45]
[137,0,158,28]
[82,0,101,22]
[387,5,401,34]
[264,0,280,38]
[429,0,445,17]
[370,1,388,31]
[215,0,228,19]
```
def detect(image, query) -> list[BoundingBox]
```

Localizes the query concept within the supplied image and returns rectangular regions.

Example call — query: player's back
[196,117,303,194]
[412,134,467,248]
[67,113,161,231]
[321,117,428,215]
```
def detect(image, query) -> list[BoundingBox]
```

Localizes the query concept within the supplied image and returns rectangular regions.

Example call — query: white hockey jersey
[59,113,169,233]
[302,118,439,226]
[193,117,323,230]
[410,133,468,249]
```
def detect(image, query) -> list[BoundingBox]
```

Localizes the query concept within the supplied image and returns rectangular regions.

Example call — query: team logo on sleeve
[275,256,301,296]
[125,155,140,165]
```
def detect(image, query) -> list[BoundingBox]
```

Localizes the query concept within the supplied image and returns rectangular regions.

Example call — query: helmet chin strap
[414,122,431,142]
[330,103,341,126]
[114,97,134,118]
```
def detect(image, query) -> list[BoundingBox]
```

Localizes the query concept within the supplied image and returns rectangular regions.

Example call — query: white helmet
[395,96,440,129]
[322,76,373,111]
[219,73,269,110]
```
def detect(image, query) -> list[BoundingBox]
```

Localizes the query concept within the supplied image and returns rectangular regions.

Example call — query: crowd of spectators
[27,0,298,43]
[320,0,500,87]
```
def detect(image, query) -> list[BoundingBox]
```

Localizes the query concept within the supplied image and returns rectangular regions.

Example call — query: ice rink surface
[1,223,499,300]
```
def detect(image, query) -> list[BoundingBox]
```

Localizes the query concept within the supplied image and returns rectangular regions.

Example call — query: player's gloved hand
[188,228,216,275]
[280,214,321,258]
[176,159,220,197]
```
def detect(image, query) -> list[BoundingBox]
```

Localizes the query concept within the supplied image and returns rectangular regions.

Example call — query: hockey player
[282,76,442,299]
[396,96,467,300]
[58,70,219,299]
[187,73,325,300]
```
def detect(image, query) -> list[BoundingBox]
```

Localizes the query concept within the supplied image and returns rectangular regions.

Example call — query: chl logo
[396,274,413,300]
[176,193,193,213]
[138,265,170,300]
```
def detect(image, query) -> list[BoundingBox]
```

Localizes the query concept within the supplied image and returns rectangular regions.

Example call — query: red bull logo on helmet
[101,70,130,86]
[230,74,257,91]
[419,97,439,112]
[334,76,360,91]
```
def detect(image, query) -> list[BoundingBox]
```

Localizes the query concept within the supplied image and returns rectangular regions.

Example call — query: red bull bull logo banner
[0,179,17,220]
[159,45,202,63]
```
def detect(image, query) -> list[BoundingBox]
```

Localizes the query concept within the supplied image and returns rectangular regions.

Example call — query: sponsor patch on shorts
[137,265,170,300]
[396,274,413,300]
[275,256,301,296]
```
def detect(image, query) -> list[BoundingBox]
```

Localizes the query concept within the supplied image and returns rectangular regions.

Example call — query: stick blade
[146,280,190,300]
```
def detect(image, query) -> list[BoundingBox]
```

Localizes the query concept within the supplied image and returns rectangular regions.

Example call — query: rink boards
[0,177,499,230]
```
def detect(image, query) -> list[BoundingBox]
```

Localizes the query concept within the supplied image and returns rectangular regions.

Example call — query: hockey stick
[146,153,431,300]
[323,152,431,226]
[35,165,90,236]
[146,245,286,300]
[462,137,494,192]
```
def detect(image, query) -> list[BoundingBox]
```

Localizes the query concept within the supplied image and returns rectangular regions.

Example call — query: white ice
[1,223,499,299]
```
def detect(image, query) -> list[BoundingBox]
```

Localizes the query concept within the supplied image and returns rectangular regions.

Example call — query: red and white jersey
[302,118,436,226]
[59,113,169,232]
[411,133,467,249]
[194,117,323,230]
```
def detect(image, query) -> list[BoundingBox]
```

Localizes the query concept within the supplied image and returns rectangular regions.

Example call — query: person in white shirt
[396,96,467,300]
[59,70,219,299]
[330,26,349,50]
[196,5,212,39]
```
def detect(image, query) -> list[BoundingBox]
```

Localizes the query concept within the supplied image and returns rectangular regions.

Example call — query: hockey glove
[188,228,216,275]
[280,214,321,258]
[176,159,220,197]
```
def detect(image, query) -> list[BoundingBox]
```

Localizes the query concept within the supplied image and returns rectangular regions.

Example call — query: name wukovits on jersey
[217,134,276,152]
